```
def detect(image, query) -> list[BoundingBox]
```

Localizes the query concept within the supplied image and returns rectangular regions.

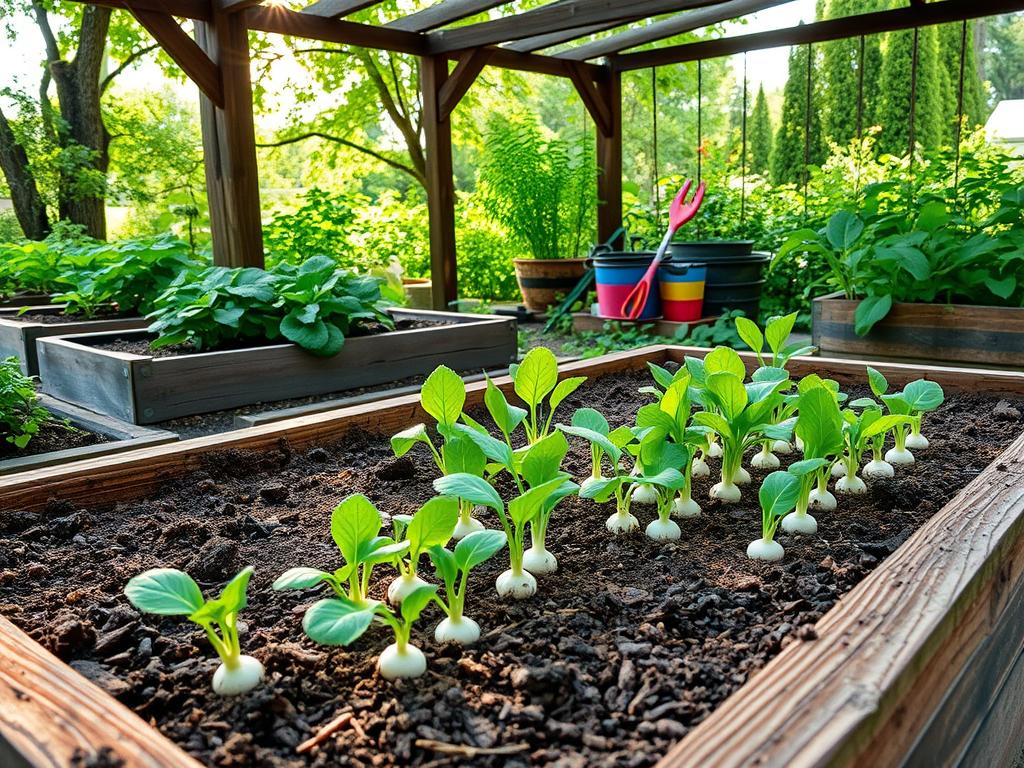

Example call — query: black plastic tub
[667,241,770,319]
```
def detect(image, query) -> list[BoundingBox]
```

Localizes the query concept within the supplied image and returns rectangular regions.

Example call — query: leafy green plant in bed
[0,357,58,449]
[429,529,507,645]
[146,255,393,355]
[125,566,264,695]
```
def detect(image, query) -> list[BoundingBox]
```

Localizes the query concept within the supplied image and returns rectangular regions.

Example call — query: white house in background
[986,100,1024,154]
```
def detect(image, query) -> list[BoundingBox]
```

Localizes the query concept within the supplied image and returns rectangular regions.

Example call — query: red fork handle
[620,259,659,320]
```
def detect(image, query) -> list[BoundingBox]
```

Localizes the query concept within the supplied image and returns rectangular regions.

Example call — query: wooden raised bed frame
[812,291,1024,368]
[36,308,518,424]
[1,346,1023,768]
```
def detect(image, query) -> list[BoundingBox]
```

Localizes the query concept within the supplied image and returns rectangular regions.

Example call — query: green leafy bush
[146,255,394,356]
[0,357,54,449]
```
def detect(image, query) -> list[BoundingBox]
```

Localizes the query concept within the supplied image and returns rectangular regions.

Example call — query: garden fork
[620,179,706,321]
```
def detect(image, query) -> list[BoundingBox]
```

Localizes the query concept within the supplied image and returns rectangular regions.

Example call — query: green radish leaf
[281,314,329,350]
[901,379,944,413]
[428,545,458,586]
[549,376,587,411]
[752,366,788,383]
[508,474,571,527]
[450,423,514,469]
[580,476,623,502]
[765,313,797,354]
[734,316,764,356]
[866,366,888,398]
[273,568,333,591]
[453,530,507,571]
[635,403,676,436]
[881,393,911,415]
[484,377,527,435]
[441,434,487,476]
[399,584,438,623]
[862,414,910,438]
[704,346,746,379]
[758,471,802,519]
[571,407,609,435]
[854,294,893,336]
[693,411,733,440]
[647,362,676,390]
[787,457,829,477]
[826,210,864,249]
[542,479,580,515]
[558,424,622,462]
[522,430,570,486]
[608,425,636,449]
[795,386,844,459]
[302,597,379,646]
[125,568,204,616]
[218,567,253,613]
[407,497,459,554]
[391,423,430,458]
[514,347,559,408]
[331,495,382,565]
[433,473,503,512]
[704,372,749,420]
[635,467,685,491]
[849,396,878,408]
[421,365,465,428]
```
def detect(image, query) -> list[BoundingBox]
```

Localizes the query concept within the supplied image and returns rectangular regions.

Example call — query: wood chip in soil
[1,368,1022,768]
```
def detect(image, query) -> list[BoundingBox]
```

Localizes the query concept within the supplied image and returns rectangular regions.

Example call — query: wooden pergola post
[194,11,265,268]
[596,68,622,244]
[421,55,458,311]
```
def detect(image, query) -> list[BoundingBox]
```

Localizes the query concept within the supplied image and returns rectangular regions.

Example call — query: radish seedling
[836,406,908,493]
[508,347,587,445]
[273,494,408,606]
[748,470,802,561]
[428,529,507,644]
[634,438,688,540]
[559,421,641,532]
[302,584,438,679]
[125,566,263,696]
[388,496,459,604]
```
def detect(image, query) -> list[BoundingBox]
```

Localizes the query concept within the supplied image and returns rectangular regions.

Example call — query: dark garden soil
[0,419,106,459]
[12,309,129,325]
[1,369,1022,768]
[92,318,453,359]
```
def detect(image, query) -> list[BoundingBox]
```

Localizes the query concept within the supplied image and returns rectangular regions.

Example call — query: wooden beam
[66,0,212,21]
[301,0,385,18]
[245,5,428,55]
[560,0,793,61]
[595,66,621,243]
[421,56,458,310]
[615,0,1024,70]
[503,22,615,53]
[386,0,509,32]
[425,0,719,54]
[479,46,597,78]
[216,0,264,13]
[195,11,265,268]
[567,61,611,137]
[125,6,224,107]
[438,48,492,121]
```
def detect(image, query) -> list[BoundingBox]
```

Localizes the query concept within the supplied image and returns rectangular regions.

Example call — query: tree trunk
[48,6,111,239]
[0,106,50,240]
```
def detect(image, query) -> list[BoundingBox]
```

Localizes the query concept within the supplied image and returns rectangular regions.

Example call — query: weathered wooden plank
[38,334,140,423]
[421,56,458,310]
[0,315,148,376]
[596,67,622,242]
[0,616,204,768]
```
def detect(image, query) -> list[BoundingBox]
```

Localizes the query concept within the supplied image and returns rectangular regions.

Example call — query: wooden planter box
[0,293,55,309]
[0,395,177,476]
[0,306,148,376]
[812,292,1024,368]
[37,308,517,424]
[1,347,1023,767]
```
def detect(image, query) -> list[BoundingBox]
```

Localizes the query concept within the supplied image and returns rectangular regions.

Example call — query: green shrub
[0,357,54,449]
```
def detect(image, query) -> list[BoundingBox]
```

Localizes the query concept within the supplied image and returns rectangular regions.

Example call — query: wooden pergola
[78,0,1023,308]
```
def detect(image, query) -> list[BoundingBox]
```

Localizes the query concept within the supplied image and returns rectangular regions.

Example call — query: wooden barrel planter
[513,258,586,312]
[36,308,517,424]
[812,292,1024,368]
[1,346,1023,767]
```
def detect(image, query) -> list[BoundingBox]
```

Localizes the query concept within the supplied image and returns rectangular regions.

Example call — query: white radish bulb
[905,432,929,450]
[781,511,818,535]
[772,440,793,455]
[212,655,264,696]
[831,461,847,478]
[495,569,537,599]
[809,488,837,511]
[885,447,915,465]
[836,474,867,494]
[746,538,784,561]
[691,457,710,478]
[606,510,640,534]
[434,616,481,645]
[710,481,742,503]
[794,436,805,451]
[631,483,658,506]
[863,459,895,479]
[452,513,485,540]
[733,466,752,485]
[387,573,429,604]
[522,546,558,574]
[672,496,702,518]
[378,642,426,680]
[750,449,780,469]
[707,441,723,458]
[645,518,681,541]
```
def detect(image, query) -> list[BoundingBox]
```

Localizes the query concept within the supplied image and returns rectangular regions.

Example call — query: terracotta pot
[512,258,586,312]
[402,278,433,310]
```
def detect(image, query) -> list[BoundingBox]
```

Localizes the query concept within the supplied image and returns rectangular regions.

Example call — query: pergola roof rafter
[300,0,386,19]
[385,0,511,33]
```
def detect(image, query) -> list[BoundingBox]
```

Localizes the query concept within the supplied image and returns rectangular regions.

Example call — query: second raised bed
[36,308,517,424]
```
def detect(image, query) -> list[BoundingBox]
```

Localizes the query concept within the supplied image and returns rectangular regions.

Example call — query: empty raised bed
[1,347,1023,768]
[36,309,517,424]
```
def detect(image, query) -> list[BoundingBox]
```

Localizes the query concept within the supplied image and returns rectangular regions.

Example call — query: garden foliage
[0,357,55,449]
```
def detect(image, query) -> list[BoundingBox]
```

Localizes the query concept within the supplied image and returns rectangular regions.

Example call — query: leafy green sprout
[301,584,439,680]
[747,470,803,562]
[0,357,62,450]
[124,566,264,695]
[388,496,459,604]
[734,312,816,369]
[273,494,408,607]
[835,405,909,493]
[428,529,508,645]
[633,437,689,540]
[508,347,586,445]
[867,367,945,462]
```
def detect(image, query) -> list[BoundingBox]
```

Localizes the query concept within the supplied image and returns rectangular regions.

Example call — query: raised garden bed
[36,308,517,424]
[0,395,177,476]
[0,293,56,310]
[1,347,1023,767]
[812,291,1024,368]
[0,306,147,376]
